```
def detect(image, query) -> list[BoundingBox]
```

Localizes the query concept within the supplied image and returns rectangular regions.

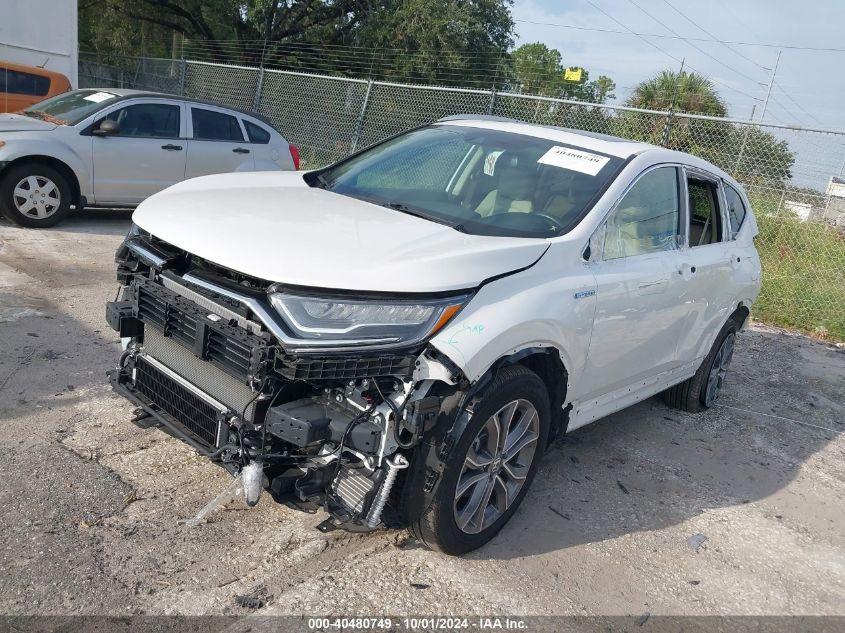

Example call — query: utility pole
[662,58,684,146]
[733,104,756,175]
[760,50,781,121]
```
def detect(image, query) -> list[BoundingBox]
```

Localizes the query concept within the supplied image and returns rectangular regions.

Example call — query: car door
[185,106,255,178]
[671,168,737,365]
[578,165,689,401]
[91,99,187,204]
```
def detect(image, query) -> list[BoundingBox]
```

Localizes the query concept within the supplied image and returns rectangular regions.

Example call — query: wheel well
[495,348,569,441]
[1,156,81,207]
[731,303,750,328]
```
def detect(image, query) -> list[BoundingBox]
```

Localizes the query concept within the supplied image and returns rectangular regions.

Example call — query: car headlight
[268,292,470,346]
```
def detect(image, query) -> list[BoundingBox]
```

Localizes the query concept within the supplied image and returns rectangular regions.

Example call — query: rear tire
[664,318,738,413]
[0,162,72,228]
[409,365,550,555]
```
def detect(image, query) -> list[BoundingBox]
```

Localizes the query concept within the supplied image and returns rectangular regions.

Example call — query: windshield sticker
[537,146,610,176]
[483,150,504,176]
[83,91,117,103]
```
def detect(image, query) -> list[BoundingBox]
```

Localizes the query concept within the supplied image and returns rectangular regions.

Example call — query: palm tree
[626,70,727,116]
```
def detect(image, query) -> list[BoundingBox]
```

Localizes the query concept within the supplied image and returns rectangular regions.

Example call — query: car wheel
[409,365,550,555]
[0,163,72,228]
[664,318,738,413]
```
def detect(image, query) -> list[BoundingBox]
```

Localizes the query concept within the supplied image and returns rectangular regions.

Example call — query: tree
[79,0,515,85]
[510,42,563,96]
[626,70,727,116]
[509,43,615,103]
[349,0,514,85]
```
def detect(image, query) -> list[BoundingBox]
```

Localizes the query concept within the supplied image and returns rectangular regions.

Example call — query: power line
[513,18,845,53]
[580,0,763,103]
[773,82,826,126]
[660,0,770,71]
[625,0,766,86]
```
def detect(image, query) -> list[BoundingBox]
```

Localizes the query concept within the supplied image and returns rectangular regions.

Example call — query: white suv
[0,88,298,227]
[106,117,761,554]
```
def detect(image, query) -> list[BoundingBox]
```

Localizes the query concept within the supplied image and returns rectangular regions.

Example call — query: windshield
[312,124,626,238]
[22,90,120,125]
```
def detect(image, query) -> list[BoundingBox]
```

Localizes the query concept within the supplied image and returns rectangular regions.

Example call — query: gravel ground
[0,210,843,617]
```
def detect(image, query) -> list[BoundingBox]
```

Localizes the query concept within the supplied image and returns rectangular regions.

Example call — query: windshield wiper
[381,201,447,224]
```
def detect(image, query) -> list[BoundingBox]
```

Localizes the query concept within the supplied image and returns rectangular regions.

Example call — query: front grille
[133,277,270,382]
[134,356,223,447]
[143,328,258,420]
[276,353,414,382]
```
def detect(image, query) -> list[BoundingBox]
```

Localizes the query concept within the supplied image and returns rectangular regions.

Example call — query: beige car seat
[475,164,536,217]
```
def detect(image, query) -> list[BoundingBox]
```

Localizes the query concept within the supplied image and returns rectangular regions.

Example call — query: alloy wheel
[453,399,539,534]
[704,332,735,406]
[13,175,61,219]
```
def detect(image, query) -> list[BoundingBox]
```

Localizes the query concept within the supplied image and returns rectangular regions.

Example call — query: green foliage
[80,0,516,85]
[508,42,615,103]
[752,209,845,341]
[626,70,727,116]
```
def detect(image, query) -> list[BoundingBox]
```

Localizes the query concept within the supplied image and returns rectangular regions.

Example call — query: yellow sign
[564,67,584,82]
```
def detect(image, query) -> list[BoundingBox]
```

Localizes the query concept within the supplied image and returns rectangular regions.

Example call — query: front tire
[410,365,550,555]
[664,318,738,412]
[0,162,72,228]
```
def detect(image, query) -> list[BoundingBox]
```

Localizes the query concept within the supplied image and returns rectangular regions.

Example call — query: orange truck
[1,60,71,113]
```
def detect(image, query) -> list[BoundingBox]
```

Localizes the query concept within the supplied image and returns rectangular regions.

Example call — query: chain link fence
[78,54,845,341]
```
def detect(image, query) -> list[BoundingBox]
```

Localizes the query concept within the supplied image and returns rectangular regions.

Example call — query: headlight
[268,292,469,346]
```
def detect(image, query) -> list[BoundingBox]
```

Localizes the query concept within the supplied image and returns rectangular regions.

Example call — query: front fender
[429,261,596,394]
[0,137,91,198]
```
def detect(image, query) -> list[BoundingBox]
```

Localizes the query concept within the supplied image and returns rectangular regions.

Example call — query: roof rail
[437,114,522,124]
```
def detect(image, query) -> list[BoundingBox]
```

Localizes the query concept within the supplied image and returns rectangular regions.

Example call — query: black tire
[409,365,550,555]
[0,162,72,228]
[664,317,739,413]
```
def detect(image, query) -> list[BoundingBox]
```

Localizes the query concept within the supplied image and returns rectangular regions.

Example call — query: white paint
[537,146,610,175]
[0,0,78,87]
[133,170,550,294]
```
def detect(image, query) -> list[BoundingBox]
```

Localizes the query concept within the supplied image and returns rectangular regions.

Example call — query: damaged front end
[106,228,468,531]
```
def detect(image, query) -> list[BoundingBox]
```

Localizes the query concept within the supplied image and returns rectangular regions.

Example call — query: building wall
[0,0,78,87]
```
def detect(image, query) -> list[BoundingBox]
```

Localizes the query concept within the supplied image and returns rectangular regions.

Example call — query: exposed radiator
[143,327,259,421]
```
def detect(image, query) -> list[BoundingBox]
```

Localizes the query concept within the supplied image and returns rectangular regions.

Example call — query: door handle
[232,147,250,154]
[161,144,183,151]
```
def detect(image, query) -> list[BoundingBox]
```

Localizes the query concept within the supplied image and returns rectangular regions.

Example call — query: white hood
[0,113,58,132]
[133,171,549,294]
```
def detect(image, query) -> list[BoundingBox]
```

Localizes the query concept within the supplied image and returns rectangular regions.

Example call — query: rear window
[245,120,271,143]
[191,108,244,141]
[2,69,50,96]
[724,183,748,238]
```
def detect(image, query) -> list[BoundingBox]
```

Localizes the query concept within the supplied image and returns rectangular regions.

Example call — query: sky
[511,0,845,130]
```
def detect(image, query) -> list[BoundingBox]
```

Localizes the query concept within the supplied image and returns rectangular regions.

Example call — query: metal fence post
[253,66,265,112]
[487,87,497,115]
[178,57,187,96]
[350,79,373,154]
[661,110,673,147]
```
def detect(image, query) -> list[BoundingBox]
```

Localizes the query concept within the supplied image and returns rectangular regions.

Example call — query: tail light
[289,144,300,170]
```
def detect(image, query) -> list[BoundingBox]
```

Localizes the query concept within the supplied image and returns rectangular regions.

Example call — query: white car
[106,117,761,554]
[0,88,299,227]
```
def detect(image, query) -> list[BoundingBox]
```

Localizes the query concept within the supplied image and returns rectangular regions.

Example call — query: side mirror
[93,119,119,136]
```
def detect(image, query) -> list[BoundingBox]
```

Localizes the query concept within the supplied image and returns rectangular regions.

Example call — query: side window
[724,183,747,238]
[191,108,244,141]
[244,120,271,144]
[103,103,180,138]
[603,166,680,260]
[687,176,724,246]
[4,70,50,96]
